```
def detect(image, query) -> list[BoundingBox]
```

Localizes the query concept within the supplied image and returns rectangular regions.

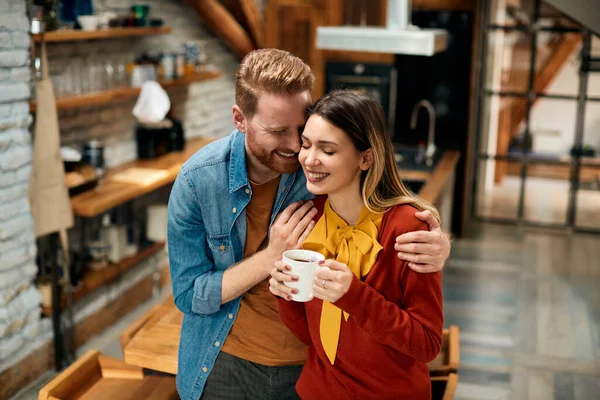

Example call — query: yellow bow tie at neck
[302,199,383,364]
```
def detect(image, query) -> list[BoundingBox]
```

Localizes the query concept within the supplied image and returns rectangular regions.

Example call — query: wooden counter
[71,137,215,217]
[417,150,461,204]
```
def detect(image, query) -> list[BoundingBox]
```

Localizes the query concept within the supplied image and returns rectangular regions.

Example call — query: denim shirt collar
[229,130,249,193]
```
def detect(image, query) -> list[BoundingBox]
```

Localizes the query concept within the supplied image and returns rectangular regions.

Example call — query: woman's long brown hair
[308,90,441,222]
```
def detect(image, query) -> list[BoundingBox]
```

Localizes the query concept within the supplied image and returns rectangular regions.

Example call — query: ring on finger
[321,279,326,289]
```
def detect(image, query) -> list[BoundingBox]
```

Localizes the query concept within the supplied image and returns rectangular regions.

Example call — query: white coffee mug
[282,249,325,302]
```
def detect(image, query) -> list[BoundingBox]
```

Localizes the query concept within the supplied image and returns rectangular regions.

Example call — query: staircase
[492,0,585,183]
[494,31,582,183]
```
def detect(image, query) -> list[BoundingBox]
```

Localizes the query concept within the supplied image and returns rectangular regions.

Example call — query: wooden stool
[428,325,460,376]
[432,373,459,400]
[38,350,179,400]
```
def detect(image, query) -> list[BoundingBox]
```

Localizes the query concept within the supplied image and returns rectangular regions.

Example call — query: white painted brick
[0,50,28,68]
[0,198,31,223]
[4,128,30,145]
[0,128,29,151]
[0,230,35,258]
[0,32,11,49]
[0,183,28,204]
[0,244,32,272]
[11,32,29,48]
[21,318,41,340]
[0,82,29,103]
[0,13,29,32]
[1,286,41,323]
[14,164,30,183]
[0,171,15,187]
[9,1,26,14]
[0,113,31,130]
[0,104,10,118]
[0,68,10,81]
[10,101,28,116]
[0,145,31,170]
[0,334,22,361]
[10,67,30,82]
[0,215,33,240]
[0,269,21,292]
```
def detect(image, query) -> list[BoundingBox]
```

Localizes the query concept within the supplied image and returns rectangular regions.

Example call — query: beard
[246,130,300,175]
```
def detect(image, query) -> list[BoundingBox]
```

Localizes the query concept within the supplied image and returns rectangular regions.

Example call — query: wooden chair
[428,325,460,376]
[432,373,459,400]
[119,296,175,352]
[38,350,178,400]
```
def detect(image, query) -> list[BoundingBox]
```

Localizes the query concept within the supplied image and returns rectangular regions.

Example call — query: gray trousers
[201,351,303,400]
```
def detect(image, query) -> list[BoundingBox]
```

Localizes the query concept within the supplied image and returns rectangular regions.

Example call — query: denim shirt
[167,130,313,400]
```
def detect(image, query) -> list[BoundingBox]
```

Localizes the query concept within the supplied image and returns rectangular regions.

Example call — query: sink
[402,179,426,194]
[394,144,444,173]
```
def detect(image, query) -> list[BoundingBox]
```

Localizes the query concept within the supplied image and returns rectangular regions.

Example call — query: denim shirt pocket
[206,234,234,270]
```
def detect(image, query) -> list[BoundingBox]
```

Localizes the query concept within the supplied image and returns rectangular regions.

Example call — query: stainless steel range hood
[316,0,447,56]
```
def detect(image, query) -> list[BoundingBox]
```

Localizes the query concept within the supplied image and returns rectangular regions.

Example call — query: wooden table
[122,297,181,375]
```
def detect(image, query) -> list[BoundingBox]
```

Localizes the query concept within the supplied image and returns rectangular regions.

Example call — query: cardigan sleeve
[275,297,313,346]
[333,207,444,363]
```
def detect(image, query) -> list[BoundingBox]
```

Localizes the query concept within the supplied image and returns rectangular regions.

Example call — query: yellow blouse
[302,199,383,364]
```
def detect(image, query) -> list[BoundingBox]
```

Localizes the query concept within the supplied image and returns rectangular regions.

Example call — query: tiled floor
[449,223,600,399]
[10,223,600,399]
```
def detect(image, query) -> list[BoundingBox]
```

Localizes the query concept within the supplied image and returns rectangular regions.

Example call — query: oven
[325,62,398,134]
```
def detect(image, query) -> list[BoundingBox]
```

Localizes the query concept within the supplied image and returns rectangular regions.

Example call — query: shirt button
[219,244,225,251]
[202,367,208,372]
[215,341,220,347]
[245,188,250,194]
[232,207,237,213]
[228,314,233,319]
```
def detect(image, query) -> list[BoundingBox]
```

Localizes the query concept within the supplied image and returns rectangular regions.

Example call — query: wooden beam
[188,0,255,59]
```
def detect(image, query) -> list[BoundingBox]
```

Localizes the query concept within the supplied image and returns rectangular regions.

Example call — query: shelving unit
[31,27,172,43]
[70,137,214,217]
[42,242,165,316]
[30,22,221,370]
[29,71,222,111]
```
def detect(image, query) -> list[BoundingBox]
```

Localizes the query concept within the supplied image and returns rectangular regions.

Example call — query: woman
[269,90,444,399]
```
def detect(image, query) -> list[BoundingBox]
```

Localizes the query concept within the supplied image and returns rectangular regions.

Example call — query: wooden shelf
[31,27,172,43]
[29,71,222,112]
[41,242,165,316]
[70,137,215,217]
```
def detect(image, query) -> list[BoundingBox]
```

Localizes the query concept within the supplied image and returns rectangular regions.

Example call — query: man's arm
[394,210,451,273]
[168,173,222,315]
[221,200,316,303]
[168,172,318,314]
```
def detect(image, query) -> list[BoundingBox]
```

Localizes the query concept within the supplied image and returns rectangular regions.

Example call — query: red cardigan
[276,196,444,400]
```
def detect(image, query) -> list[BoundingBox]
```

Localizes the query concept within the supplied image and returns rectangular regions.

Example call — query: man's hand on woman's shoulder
[394,210,451,273]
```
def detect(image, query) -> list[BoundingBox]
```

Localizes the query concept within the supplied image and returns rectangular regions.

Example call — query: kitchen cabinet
[264,0,327,98]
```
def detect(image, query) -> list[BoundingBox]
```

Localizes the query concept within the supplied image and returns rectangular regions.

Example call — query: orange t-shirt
[221,176,307,366]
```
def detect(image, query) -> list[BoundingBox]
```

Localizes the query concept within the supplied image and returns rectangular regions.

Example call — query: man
[168,49,450,400]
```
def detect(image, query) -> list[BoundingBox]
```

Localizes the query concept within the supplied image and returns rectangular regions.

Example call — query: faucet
[410,100,436,167]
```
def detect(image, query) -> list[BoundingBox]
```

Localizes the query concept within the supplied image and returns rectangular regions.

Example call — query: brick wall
[0,0,42,371]
[0,0,242,380]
